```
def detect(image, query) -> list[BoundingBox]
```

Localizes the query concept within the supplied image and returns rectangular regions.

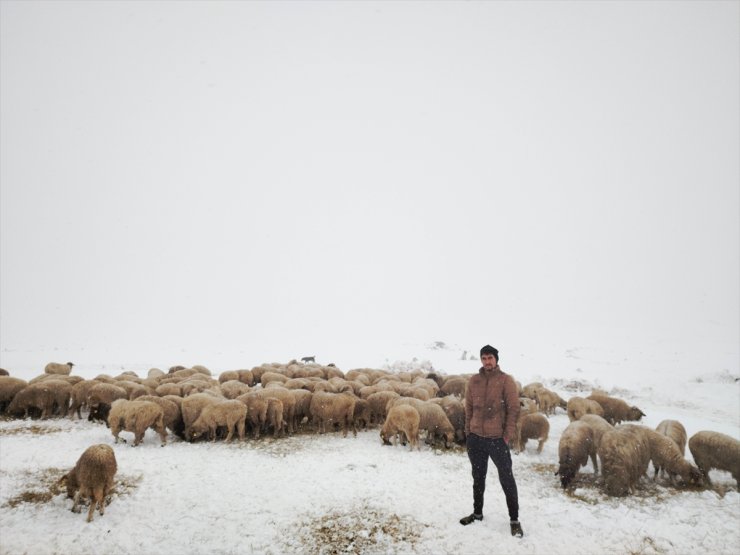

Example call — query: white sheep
[643,427,702,486]
[62,444,117,522]
[586,394,645,425]
[688,430,740,487]
[556,420,596,488]
[108,399,167,446]
[44,362,74,375]
[380,404,421,450]
[514,412,549,454]
[190,400,247,442]
[655,419,687,456]
[566,396,605,422]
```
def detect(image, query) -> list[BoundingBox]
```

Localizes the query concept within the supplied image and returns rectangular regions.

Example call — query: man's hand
[503,436,509,445]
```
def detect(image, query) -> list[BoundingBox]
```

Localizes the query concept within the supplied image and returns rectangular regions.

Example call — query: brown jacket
[464,366,520,441]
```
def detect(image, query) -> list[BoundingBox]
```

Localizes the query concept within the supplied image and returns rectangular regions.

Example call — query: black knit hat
[480,345,499,360]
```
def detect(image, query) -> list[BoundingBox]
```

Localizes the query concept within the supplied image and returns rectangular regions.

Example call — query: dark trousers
[466,433,519,521]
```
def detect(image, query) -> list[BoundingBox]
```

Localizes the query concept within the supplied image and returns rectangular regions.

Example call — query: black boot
[510,520,524,537]
[459,513,483,525]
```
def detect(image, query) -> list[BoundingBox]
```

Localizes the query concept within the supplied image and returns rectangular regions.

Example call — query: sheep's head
[379,430,392,446]
[684,465,704,487]
[627,406,645,421]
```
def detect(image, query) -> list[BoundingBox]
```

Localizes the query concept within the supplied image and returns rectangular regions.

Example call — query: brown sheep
[598,424,651,496]
[108,399,167,446]
[68,379,102,419]
[309,391,357,437]
[237,392,269,439]
[438,376,468,398]
[556,420,596,488]
[7,380,71,419]
[655,419,688,456]
[514,412,549,454]
[181,393,222,441]
[643,427,702,486]
[190,400,247,442]
[380,404,421,450]
[44,362,74,375]
[365,391,400,426]
[388,398,455,448]
[0,376,28,414]
[578,414,614,454]
[87,383,128,424]
[219,380,251,400]
[689,431,740,487]
[566,396,605,422]
[429,396,466,444]
[252,387,297,434]
[218,371,240,384]
[62,444,117,522]
[586,394,645,425]
[264,398,285,438]
[353,398,371,430]
[535,388,561,416]
[0,368,9,376]
[136,395,185,439]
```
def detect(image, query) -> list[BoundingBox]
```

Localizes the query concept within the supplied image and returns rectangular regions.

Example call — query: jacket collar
[479,365,502,376]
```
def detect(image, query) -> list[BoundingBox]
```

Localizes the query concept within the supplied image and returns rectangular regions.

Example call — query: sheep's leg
[225,423,234,443]
[590,452,599,474]
[537,439,545,453]
[237,419,245,441]
[72,491,82,513]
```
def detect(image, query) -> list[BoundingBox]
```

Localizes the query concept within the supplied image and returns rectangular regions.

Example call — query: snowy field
[0,340,738,555]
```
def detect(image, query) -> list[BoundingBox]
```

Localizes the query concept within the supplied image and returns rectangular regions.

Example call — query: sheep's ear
[57,472,69,486]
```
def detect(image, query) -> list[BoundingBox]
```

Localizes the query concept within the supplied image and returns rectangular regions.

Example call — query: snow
[1,341,738,555]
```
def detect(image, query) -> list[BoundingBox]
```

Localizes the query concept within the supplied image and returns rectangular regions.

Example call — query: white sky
[1,1,738,365]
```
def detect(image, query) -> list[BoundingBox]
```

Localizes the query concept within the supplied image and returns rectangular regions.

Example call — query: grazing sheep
[514,412,550,454]
[264,398,285,438]
[365,391,400,426]
[430,396,466,444]
[0,376,28,414]
[567,396,605,422]
[578,414,614,454]
[556,420,596,488]
[6,380,71,419]
[237,392,269,439]
[181,393,223,441]
[522,382,545,400]
[586,394,645,425]
[0,368,9,376]
[642,427,702,486]
[44,362,74,375]
[290,389,313,430]
[260,371,290,387]
[252,388,297,434]
[219,380,251,400]
[389,398,455,448]
[62,444,117,522]
[598,424,651,496]
[353,398,371,430]
[190,400,247,442]
[688,431,740,487]
[108,399,168,446]
[147,368,165,379]
[438,376,468,398]
[155,383,183,397]
[309,391,357,437]
[656,419,688,456]
[136,395,184,439]
[87,383,128,424]
[380,404,421,450]
[535,388,561,416]
[218,371,240,384]
[68,380,102,419]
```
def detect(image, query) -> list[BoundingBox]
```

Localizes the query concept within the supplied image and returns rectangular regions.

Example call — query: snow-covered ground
[1,339,738,555]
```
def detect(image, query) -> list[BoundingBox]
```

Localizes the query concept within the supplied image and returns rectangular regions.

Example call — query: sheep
[155,383,183,397]
[353,398,371,430]
[264,398,285,438]
[309,391,357,437]
[388,398,455,448]
[62,444,117,522]
[642,427,703,486]
[190,400,247,442]
[6,380,71,419]
[147,368,165,379]
[218,371,240,384]
[237,392,269,439]
[219,380,251,400]
[513,412,550,454]
[688,431,740,487]
[655,419,687,457]
[586,394,645,425]
[191,365,211,376]
[0,368,8,376]
[380,404,421,450]
[535,388,561,416]
[136,395,184,439]
[438,376,468,398]
[566,396,605,422]
[260,371,290,387]
[556,420,596,488]
[365,391,400,426]
[598,424,651,496]
[108,399,168,446]
[252,387,297,434]
[44,362,74,375]
[116,380,151,400]
[519,397,538,416]
[429,396,466,444]
[522,382,545,400]
[68,379,102,419]
[87,383,128,424]
[578,414,614,454]
[181,393,222,441]
[0,376,28,414]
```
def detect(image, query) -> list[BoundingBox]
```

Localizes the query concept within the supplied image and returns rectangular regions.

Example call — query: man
[460,345,523,538]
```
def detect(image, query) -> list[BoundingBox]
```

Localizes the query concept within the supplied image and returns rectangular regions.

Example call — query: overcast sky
[1,1,738,366]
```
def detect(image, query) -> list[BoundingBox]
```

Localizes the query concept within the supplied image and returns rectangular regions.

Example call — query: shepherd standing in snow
[460,345,524,538]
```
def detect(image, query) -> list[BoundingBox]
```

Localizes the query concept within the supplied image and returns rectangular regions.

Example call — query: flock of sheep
[0,360,738,524]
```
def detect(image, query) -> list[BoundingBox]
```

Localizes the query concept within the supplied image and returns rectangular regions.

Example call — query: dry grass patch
[289,502,425,555]
[0,424,64,436]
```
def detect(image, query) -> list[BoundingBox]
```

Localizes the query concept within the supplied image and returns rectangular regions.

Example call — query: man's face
[481,353,497,370]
